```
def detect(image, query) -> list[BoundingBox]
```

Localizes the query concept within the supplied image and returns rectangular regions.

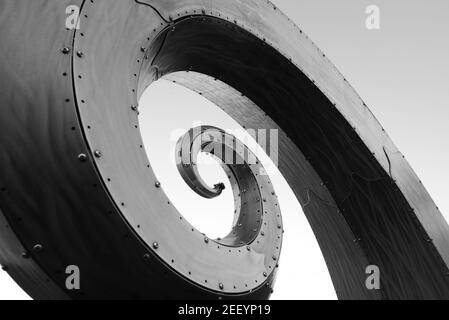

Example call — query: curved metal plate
[0,0,448,300]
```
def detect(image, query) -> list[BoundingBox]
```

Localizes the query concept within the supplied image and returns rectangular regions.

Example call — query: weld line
[135,0,170,23]
[383,146,392,177]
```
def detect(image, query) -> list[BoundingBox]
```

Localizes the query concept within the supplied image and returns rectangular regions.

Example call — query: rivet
[21,252,30,259]
[1,265,8,271]
[246,246,251,251]
[61,47,71,54]
[76,51,84,58]
[142,253,151,261]
[263,272,268,277]
[152,242,159,250]
[33,244,43,252]
[272,255,277,261]
[155,181,161,188]
[204,237,209,244]
[260,231,265,236]
[219,283,224,290]
[277,224,282,229]
[140,47,146,52]
[78,153,88,162]
[94,150,102,158]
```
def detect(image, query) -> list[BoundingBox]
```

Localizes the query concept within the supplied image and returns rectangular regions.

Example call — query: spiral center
[175,126,277,247]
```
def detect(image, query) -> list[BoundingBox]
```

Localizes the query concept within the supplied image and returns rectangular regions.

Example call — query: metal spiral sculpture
[176,126,282,248]
[0,0,449,300]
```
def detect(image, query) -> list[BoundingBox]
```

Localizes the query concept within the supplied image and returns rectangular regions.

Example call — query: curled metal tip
[213,182,226,194]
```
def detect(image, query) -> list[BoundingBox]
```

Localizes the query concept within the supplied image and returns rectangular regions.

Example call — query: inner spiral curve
[175,126,280,247]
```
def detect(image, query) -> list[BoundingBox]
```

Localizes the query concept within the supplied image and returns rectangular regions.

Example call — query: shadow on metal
[0,0,448,300]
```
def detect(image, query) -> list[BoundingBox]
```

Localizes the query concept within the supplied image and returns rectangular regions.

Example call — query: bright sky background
[1,0,448,300]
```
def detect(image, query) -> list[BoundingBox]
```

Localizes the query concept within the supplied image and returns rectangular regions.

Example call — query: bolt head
[78,153,88,162]
[33,244,43,252]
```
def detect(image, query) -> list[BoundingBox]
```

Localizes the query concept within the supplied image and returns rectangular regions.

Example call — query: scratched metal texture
[142,0,449,299]
[0,0,448,300]
[0,0,275,300]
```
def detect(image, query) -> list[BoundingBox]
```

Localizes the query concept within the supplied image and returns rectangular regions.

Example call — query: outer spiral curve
[0,0,448,300]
